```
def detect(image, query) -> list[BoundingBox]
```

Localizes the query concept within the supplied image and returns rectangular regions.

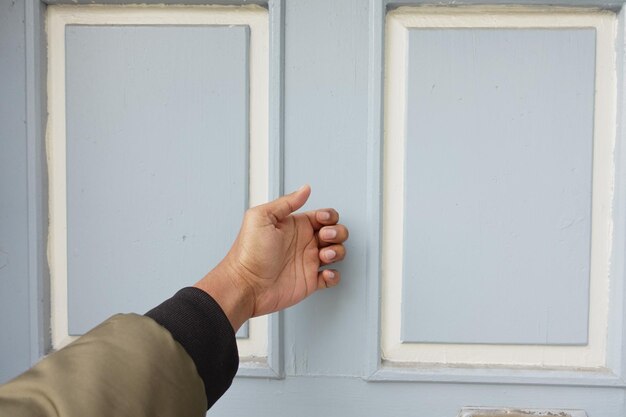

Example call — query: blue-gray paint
[211,376,626,417]
[365,0,387,382]
[369,365,624,387]
[0,0,48,384]
[606,5,626,381]
[25,0,50,368]
[0,0,32,383]
[262,0,286,380]
[365,0,626,392]
[2,0,626,415]
[283,0,369,377]
[65,25,249,334]
[401,28,595,345]
[236,321,249,339]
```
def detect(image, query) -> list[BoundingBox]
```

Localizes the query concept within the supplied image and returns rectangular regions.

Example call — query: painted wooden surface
[282,0,369,377]
[46,4,274,373]
[65,25,249,334]
[2,1,626,416]
[0,0,32,383]
[236,321,249,339]
[212,376,625,417]
[401,28,595,345]
[379,6,617,377]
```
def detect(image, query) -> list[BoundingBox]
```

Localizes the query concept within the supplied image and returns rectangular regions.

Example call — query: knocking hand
[194,185,349,331]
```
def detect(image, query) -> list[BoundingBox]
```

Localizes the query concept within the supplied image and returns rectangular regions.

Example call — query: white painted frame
[382,7,617,368]
[46,5,269,360]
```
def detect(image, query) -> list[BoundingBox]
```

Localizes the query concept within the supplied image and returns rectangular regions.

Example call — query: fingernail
[326,270,335,279]
[318,211,331,221]
[325,249,336,260]
[321,228,337,239]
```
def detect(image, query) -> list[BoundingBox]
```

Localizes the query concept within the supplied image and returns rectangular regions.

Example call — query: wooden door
[2,1,626,416]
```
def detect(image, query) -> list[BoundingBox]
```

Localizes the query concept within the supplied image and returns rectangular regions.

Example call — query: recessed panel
[401,29,595,345]
[65,25,249,334]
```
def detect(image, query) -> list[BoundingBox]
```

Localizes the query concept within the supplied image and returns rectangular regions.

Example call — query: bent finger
[319,244,346,265]
[317,269,341,289]
[318,224,349,246]
[303,208,339,230]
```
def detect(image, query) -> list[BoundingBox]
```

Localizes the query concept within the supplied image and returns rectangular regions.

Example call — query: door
[2,1,626,416]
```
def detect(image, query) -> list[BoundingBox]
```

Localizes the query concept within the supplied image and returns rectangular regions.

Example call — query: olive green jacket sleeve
[0,288,239,417]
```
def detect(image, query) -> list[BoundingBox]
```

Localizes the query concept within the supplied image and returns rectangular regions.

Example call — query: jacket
[0,287,238,417]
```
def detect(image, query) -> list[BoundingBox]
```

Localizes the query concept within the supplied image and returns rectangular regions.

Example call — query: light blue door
[2,1,626,416]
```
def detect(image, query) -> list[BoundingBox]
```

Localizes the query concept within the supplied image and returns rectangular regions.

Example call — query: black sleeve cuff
[145,287,239,410]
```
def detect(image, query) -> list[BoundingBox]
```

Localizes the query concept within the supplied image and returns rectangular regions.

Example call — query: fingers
[261,185,311,222]
[303,208,339,230]
[317,269,340,289]
[318,224,349,248]
[319,244,345,265]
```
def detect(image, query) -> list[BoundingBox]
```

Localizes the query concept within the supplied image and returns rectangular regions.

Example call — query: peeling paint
[459,407,587,417]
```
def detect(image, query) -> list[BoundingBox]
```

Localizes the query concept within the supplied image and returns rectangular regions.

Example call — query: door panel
[379,6,616,374]
[400,28,594,346]
[46,5,273,367]
[64,24,249,335]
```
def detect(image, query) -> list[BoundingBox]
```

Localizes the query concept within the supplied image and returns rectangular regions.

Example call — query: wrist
[193,261,255,331]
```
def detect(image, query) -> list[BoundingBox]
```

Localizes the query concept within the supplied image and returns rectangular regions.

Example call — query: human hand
[194,185,349,330]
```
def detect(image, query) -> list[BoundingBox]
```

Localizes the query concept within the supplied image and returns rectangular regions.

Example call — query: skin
[194,185,349,331]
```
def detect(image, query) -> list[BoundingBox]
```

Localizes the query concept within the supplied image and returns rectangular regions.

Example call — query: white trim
[382,6,617,368]
[46,4,269,359]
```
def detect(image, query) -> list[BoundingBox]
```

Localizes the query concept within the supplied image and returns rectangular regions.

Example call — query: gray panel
[401,29,595,345]
[236,321,249,339]
[65,25,249,334]
[0,0,31,383]
[213,376,626,417]
[282,0,369,376]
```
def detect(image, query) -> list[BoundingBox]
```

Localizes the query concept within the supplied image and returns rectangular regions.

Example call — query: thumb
[263,184,311,221]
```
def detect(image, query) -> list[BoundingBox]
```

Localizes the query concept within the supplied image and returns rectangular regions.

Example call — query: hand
[194,185,349,330]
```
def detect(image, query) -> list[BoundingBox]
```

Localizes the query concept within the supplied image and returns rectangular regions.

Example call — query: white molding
[46,4,269,359]
[382,6,617,368]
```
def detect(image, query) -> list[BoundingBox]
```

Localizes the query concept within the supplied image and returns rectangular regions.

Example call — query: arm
[0,185,348,417]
